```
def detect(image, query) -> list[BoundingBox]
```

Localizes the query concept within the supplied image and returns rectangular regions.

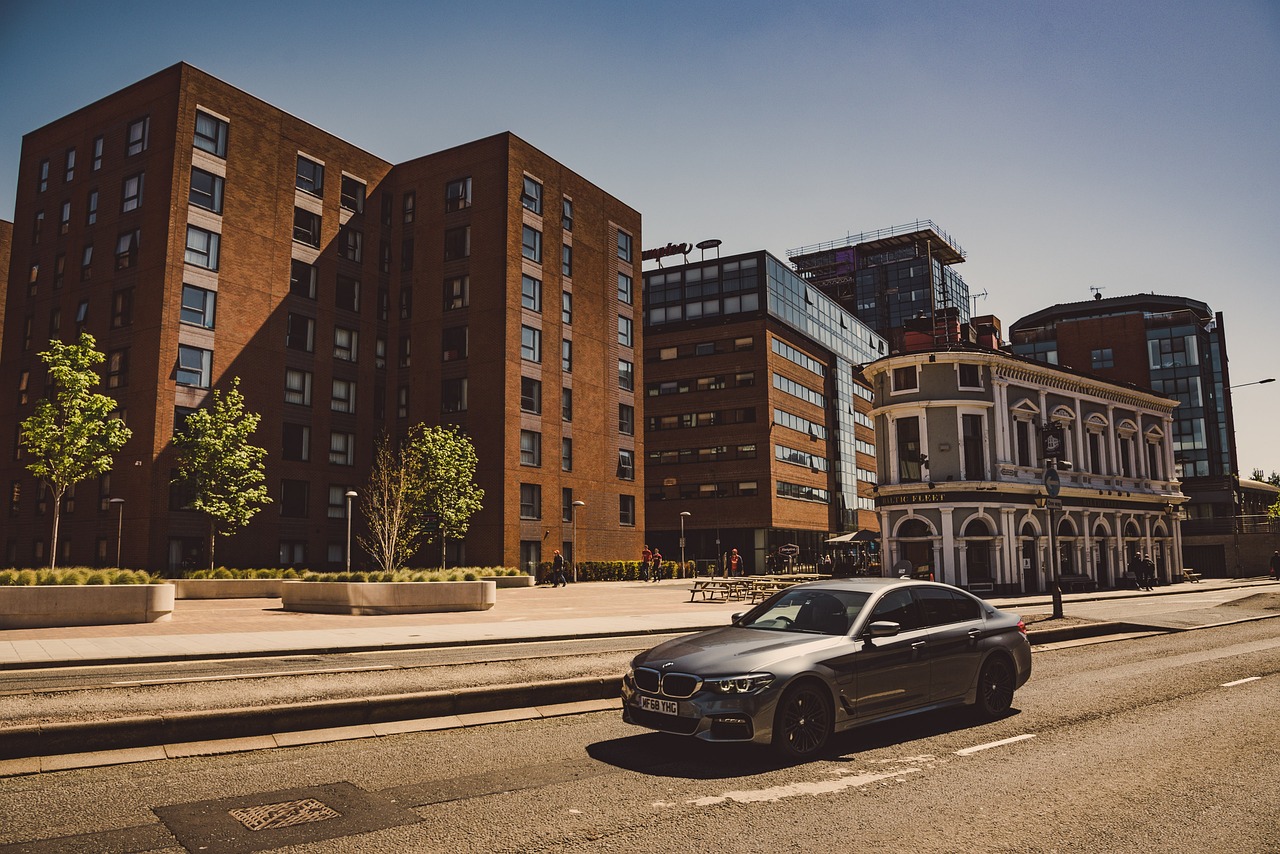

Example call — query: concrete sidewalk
[3,575,1274,669]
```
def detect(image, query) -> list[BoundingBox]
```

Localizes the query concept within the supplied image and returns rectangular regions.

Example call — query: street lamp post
[344,490,358,572]
[108,498,124,568]
[1230,378,1275,389]
[679,511,691,578]
[571,500,586,583]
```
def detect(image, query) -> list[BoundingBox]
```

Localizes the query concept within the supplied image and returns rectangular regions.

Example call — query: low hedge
[535,560,696,582]
[183,566,522,583]
[0,567,157,586]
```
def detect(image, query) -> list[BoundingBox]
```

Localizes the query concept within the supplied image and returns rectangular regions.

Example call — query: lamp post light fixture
[571,500,586,583]
[1230,378,1275,389]
[344,490,358,572]
[679,511,691,578]
[108,498,125,568]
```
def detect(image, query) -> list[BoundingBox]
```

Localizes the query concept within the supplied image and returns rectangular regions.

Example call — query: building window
[82,244,94,280]
[617,230,632,262]
[562,488,573,522]
[92,135,104,170]
[520,483,541,519]
[37,159,49,192]
[896,416,922,482]
[1014,418,1035,468]
[619,494,636,526]
[110,288,133,328]
[521,377,542,414]
[336,275,360,312]
[189,168,223,213]
[398,335,411,368]
[327,485,352,519]
[892,366,918,392]
[445,275,468,310]
[1091,348,1115,370]
[522,274,542,312]
[400,238,414,271]
[562,387,572,422]
[958,363,982,389]
[340,175,366,213]
[445,225,470,260]
[562,198,573,231]
[521,176,542,213]
[286,261,316,299]
[521,325,541,362]
[962,413,985,481]
[293,208,321,247]
[562,438,573,472]
[185,226,219,269]
[521,225,541,262]
[126,117,149,156]
[86,189,98,225]
[180,284,216,328]
[296,155,324,195]
[442,326,467,361]
[340,227,363,262]
[282,423,311,461]
[176,345,211,388]
[520,430,541,466]
[618,448,635,480]
[329,432,355,466]
[116,230,141,270]
[285,313,315,352]
[619,403,635,436]
[64,148,76,182]
[446,177,471,211]
[442,378,468,413]
[331,379,356,413]
[399,286,413,319]
[618,272,633,304]
[561,339,572,373]
[194,111,228,157]
[285,368,312,405]
[402,191,415,223]
[59,200,71,233]
[106,349,129,388]
[618,315,633,348]
[619,359,634,391]
[375,336,387,368]
[280,480,309,518]
[334,327,358,362]
[562,244,572,278]
[397,385,409,418]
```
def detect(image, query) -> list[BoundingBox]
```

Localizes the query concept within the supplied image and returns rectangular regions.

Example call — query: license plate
[638,695,679,716]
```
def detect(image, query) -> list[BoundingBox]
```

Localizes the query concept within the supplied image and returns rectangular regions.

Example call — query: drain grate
[230,797,341,831]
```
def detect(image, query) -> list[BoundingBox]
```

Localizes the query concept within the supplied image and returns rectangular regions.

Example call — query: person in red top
[640,546,652,582]
[729,548,741,577]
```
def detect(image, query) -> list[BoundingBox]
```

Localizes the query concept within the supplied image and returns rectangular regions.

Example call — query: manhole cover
[230,797,341,831]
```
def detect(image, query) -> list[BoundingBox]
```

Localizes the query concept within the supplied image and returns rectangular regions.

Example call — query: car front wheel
[974,655,1015,719]
[772,681,833,759]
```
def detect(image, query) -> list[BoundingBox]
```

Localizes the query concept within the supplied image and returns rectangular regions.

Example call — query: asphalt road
[1,619,1276,853]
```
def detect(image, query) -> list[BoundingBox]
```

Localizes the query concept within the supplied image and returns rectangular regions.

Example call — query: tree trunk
[48,486,65,571]
[207,518,217,572]
[441,536,447,571]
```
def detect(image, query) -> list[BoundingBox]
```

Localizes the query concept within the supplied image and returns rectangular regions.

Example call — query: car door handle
[911,641,927,650]
[968,629,982,640]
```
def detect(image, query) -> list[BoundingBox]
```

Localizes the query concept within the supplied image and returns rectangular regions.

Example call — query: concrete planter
[0,584,175,629]
[171,578,285,599]
[483,574,535,588]
[280,580,496,615]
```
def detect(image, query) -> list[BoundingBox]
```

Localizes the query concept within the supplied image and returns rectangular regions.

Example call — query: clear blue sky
[2,0,1277,474]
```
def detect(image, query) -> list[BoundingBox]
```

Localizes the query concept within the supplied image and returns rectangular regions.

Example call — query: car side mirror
[866,620,901,638]
[731,613,744,624]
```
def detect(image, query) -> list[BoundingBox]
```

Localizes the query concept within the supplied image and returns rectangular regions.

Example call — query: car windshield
[738,588,871,635]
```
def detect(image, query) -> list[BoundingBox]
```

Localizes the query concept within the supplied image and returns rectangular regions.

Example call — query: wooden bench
[1058,574,1097,593]
[1182,569,1202,583]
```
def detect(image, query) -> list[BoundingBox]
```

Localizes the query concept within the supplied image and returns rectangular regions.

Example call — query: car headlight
[705,673,774,694]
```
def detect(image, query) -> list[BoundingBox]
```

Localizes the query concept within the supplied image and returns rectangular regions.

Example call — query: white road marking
[955,734,1037,756]
[1221,676,1262,687]
[690,768,921,806]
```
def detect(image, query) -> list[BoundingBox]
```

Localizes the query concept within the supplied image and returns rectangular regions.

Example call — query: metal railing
[787,219,966,262]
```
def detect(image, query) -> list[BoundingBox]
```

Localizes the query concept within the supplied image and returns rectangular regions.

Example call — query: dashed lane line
[954,733,1037,756]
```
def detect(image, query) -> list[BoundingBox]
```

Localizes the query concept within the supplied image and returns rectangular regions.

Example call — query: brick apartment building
[0,63,643,572]
[642,249,885,574]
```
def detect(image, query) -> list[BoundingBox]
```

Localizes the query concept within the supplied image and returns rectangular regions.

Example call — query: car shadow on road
[587,706,1024,778]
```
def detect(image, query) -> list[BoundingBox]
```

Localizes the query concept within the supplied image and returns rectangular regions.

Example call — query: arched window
[898,518,931,538]
[963,518,992,537]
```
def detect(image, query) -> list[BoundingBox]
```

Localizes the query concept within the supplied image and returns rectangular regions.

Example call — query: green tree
[357,425,484,572]
[172,377,270,570]
[20,332,132,569]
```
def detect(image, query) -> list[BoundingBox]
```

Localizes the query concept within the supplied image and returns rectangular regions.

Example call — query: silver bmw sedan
[622,578,1032,759]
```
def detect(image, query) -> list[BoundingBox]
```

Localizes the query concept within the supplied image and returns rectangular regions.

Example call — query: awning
[825,530,878,544]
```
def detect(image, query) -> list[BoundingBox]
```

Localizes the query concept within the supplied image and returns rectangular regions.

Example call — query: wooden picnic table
[688,578,752,602]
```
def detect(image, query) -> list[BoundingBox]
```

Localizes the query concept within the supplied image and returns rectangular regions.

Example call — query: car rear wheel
[974,655,1015,719]
[772,681,833,759]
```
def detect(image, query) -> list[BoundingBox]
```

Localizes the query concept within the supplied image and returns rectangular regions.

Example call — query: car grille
[633,667,702,699]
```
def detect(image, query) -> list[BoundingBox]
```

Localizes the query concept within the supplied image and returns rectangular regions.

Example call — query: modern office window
[619,494,636,526]
[445,176,471,211]
[290,260,317,298]
[444,225,470,260]
[126,117,149,156]
[189,168,223,213]
[86,189,98,224]
[180,284,216,328]
[402,191,415,223]
[441,377,468,413]
[562,290,572,325]
[520,430,542,466]
[91,135,104,170]
[340,227,363,262]
[562,198,573,231]
[329,432,355,466]
[617,230,632,262]
[562,387,572,422]
[521,225,541,263]
[442,326,467,361]
[284,368,312,405]
[619,403,635,436]
[194,111,228,157]
[296,155,324,195]
[521,325,541,362]
[285,313,315,352]
[106,349,129,389]
[521,176,542,213]
[340,175,365,213]
[293,208,321,247]
[618,272,633,304]
[110,287,132,328]
[562,438,573,472]
[522,274,542,311]
[116,229,140,270]
[618,448,635,480]
[562,244,572,277]
[185,226,219,269]
[445,275,468,310]
[282,423,311,461]
[280,480,309,518]
[520,377,542,414]
[561,339,572,372]
[336,275,360,312]
[618,359,634,391]
[331,379,356,413]
[618,315,633,347]
[1091,348,1115,370]
[176,345,211,388]
[334,327,358,362]
[519,483,541,519]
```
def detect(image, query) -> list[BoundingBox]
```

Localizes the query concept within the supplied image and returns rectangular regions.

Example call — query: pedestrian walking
[1126,551,1143,590]
[1270,550,1280,581]
[550,549,567,588]
[640,545,652,582]
[729,548,742,577]
[1141,553,1157,589]
[650,548,663,582]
